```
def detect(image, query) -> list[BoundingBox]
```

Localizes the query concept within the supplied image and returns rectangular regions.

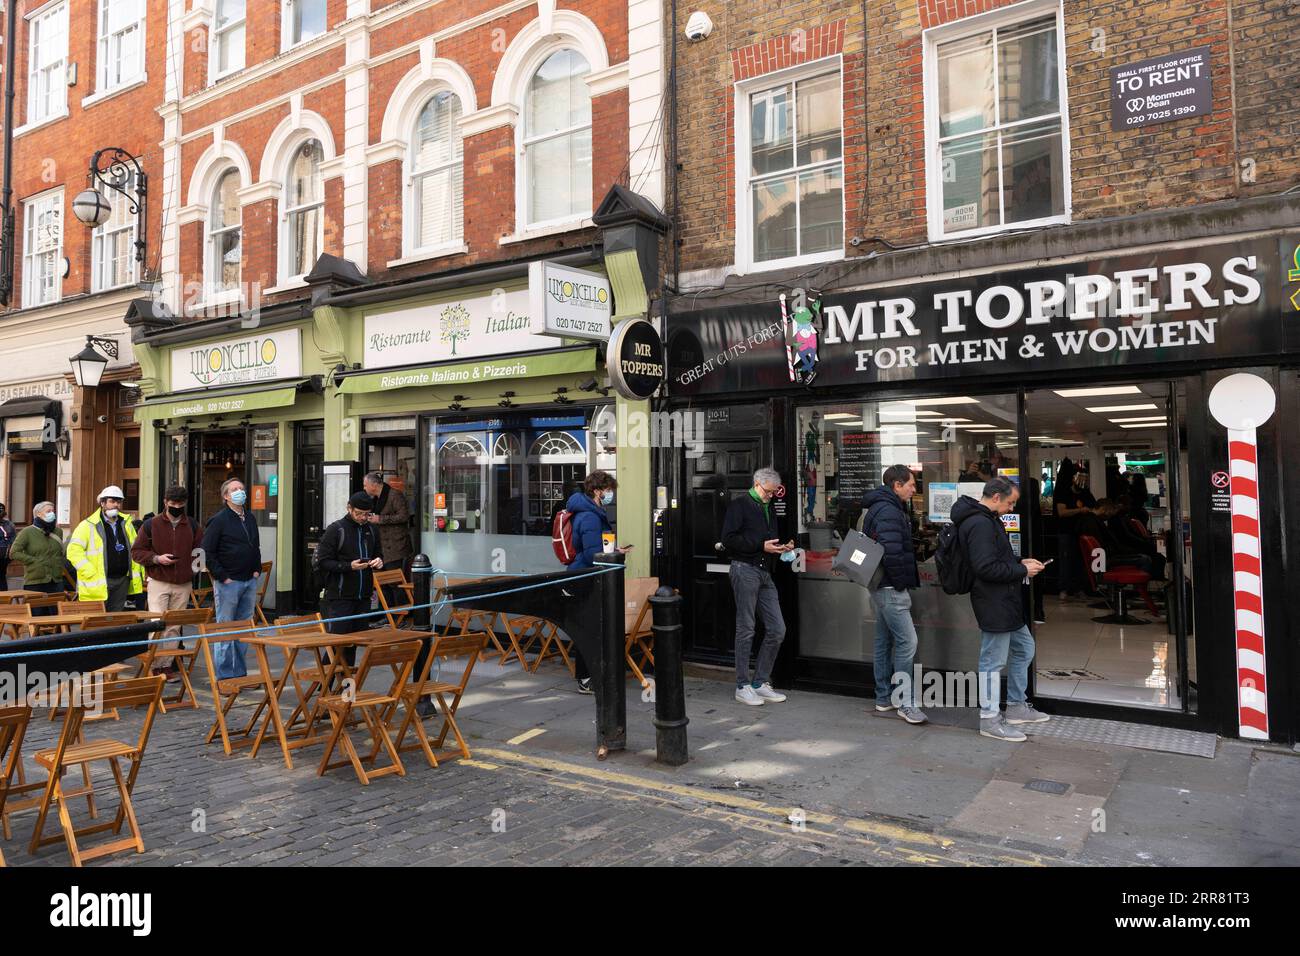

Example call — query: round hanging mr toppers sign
[607,318,665,400]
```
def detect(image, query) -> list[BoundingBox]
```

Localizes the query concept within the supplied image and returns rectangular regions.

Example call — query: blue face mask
[780,549,798,563]
[601,491,614,506]
[230,490,248,506]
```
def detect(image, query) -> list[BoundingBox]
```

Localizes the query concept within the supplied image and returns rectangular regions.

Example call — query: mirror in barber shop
[794,394,1019,674]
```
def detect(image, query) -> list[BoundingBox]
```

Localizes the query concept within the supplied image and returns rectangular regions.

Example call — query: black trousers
[26,579,65,616]
[322,597,369,667]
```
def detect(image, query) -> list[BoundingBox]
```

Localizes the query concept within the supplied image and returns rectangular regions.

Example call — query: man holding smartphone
[722,467,793,706]
[132,485,204,678]
[316,491,386,666]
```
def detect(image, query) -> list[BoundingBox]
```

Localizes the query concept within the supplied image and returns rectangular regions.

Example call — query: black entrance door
[295,422,325,610]
[684,436,766,664]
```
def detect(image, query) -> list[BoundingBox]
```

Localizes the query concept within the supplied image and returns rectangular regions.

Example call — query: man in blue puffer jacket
[860,465,927,725]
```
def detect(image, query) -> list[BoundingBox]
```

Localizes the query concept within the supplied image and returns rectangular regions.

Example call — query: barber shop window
[926,5,1069,241]
[794,395,1019,663]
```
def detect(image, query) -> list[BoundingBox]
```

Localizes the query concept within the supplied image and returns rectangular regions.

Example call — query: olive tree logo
[440,303,472,356]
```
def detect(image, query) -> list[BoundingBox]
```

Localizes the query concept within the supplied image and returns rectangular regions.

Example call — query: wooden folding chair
[60,600,105,615]
[23,593,64,617]
[41,613,143,724]
[190,571,214,611]
[317,639,421,785]
[252,562,274,626]
[28,675,165,866]
[0,705,33,867]
[625,600,656,687]
[273,613,336,731]
[136,608,213,712]
[523,617,573,675]
[197,619,267,755]
[374,569,415,628]
[435,579,506,662]
[392,631,488,768]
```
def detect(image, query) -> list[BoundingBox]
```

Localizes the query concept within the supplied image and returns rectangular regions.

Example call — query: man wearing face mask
[133,486,204,674]
[315,491,385,667]
[67,486,146,612]
[721,467,794,707]
[564,471,630,694]
[10,502,66,615]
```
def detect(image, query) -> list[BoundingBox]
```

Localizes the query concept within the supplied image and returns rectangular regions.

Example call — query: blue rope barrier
[0,563,626,660]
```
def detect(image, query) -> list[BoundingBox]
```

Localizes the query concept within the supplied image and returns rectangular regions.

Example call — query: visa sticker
[850,550,866,565]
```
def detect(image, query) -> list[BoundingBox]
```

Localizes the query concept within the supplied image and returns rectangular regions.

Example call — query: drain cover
[1023,778,1070,795]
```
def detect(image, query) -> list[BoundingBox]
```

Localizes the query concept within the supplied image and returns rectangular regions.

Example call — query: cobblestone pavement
[5,647,1296,867]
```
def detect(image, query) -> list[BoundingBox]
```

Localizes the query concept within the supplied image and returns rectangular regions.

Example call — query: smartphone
[1040,558,1054,567]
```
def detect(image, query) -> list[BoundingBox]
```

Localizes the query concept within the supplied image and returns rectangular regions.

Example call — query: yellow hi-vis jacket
[66,509,146,601]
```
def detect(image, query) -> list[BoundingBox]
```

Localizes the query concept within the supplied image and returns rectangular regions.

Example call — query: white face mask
[103,508,119,519]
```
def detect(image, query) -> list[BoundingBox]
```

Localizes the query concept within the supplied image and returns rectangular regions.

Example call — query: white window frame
[733,56,846,276]
[27,1,69,126]
[518,44,594,233]
[210,0,247,82]
[92,168,139,292]
[281,0,327,52]
[922,0,1071,243]
[279,139,325,285]
[97,0,145,93]
[405,89,465,257]
[205,168,243,305]
[22,189,63,309]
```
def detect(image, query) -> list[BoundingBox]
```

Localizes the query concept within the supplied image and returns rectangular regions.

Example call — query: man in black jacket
[316,491,385,666]
[953,476,1048,742]
[861,465,926,724]
[200,478,263,679]
[721,467,793,707]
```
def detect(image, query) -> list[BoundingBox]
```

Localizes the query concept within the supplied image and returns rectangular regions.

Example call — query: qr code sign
[933,492,955,515]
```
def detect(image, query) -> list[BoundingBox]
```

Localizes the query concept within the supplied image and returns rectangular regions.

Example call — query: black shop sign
[669,236,1293,397]
[608,318,665,400]
[1111,46,1212,131]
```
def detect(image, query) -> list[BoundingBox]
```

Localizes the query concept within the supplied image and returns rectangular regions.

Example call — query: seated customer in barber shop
[1075,499,1160,579]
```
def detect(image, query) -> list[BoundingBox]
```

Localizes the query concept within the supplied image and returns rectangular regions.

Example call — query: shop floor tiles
[1023,715,1217,759]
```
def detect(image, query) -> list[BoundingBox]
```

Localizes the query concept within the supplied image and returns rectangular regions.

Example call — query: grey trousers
[105,575,131,612]
[729,561,787,688]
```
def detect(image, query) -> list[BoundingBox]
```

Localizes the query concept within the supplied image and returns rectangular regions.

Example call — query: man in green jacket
[10,501,67,616]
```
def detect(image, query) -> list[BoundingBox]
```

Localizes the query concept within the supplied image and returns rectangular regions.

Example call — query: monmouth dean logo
[190,337,278,386]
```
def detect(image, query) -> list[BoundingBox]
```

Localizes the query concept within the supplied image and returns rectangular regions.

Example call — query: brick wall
[670,0,1300,279]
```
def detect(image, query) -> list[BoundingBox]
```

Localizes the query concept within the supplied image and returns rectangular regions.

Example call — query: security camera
[97,414,109,424]
[685,11,713,41]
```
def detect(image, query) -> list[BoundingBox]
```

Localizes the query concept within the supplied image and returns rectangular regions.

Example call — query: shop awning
[337,347,597,395]
[134,380,307,422]
[1,397,62,454]
[0,397,61,419]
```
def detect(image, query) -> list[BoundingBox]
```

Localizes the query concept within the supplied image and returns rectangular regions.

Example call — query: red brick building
[660,0,1300,743]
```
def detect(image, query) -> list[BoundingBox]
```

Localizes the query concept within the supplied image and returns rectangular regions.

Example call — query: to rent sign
[1111,46,1212,131]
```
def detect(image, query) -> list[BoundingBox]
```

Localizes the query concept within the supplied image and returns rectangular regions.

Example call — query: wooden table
[241,627,429,770]
[3,610,164,638]
[0,590,46,605]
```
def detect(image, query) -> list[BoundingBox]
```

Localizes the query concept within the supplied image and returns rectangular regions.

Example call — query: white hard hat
[98,485,125,500]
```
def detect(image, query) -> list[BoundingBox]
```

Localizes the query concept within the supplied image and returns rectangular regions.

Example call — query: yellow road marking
[506,728,547,746]
[473,746,1046,865]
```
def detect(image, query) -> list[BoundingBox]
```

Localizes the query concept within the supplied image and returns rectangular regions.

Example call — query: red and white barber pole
[1208,373,1276,740]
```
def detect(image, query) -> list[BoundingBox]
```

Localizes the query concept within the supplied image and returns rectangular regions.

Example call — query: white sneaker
[753,683,787,703]
[735,685,765,706]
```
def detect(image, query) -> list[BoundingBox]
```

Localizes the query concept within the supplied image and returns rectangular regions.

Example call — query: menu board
[837,431,880,505]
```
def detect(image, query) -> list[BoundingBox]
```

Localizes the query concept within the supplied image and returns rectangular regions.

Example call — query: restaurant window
[795,394,1019,665]
[926,3,1068,241]
[423,414,611,575]
[738,62,843,271]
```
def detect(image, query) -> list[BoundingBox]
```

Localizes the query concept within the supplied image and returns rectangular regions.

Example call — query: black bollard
[593,553,627,759]
[411,553,432,631]
[649,587,688,765]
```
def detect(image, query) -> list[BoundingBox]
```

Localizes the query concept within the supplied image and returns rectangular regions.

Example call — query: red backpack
[552,509,577,565]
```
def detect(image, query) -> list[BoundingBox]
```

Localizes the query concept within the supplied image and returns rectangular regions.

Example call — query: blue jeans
[871,587,918,707]
[729,562,786,688]
[213,577,258,680]
[978,624,1035,718]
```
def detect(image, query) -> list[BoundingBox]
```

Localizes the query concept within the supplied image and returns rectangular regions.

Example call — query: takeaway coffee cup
[602,532,616,554]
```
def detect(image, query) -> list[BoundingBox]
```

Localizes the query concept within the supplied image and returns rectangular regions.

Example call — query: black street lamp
[72,147,148,263]
[69,335,120,389]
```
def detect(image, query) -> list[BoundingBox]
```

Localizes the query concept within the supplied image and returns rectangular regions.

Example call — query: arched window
[207,169,241,296]
[409,91,463,253]
[283,139,323,281]
[523,49,592,227]
[492,433,521,463]
[529,431,586,461]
